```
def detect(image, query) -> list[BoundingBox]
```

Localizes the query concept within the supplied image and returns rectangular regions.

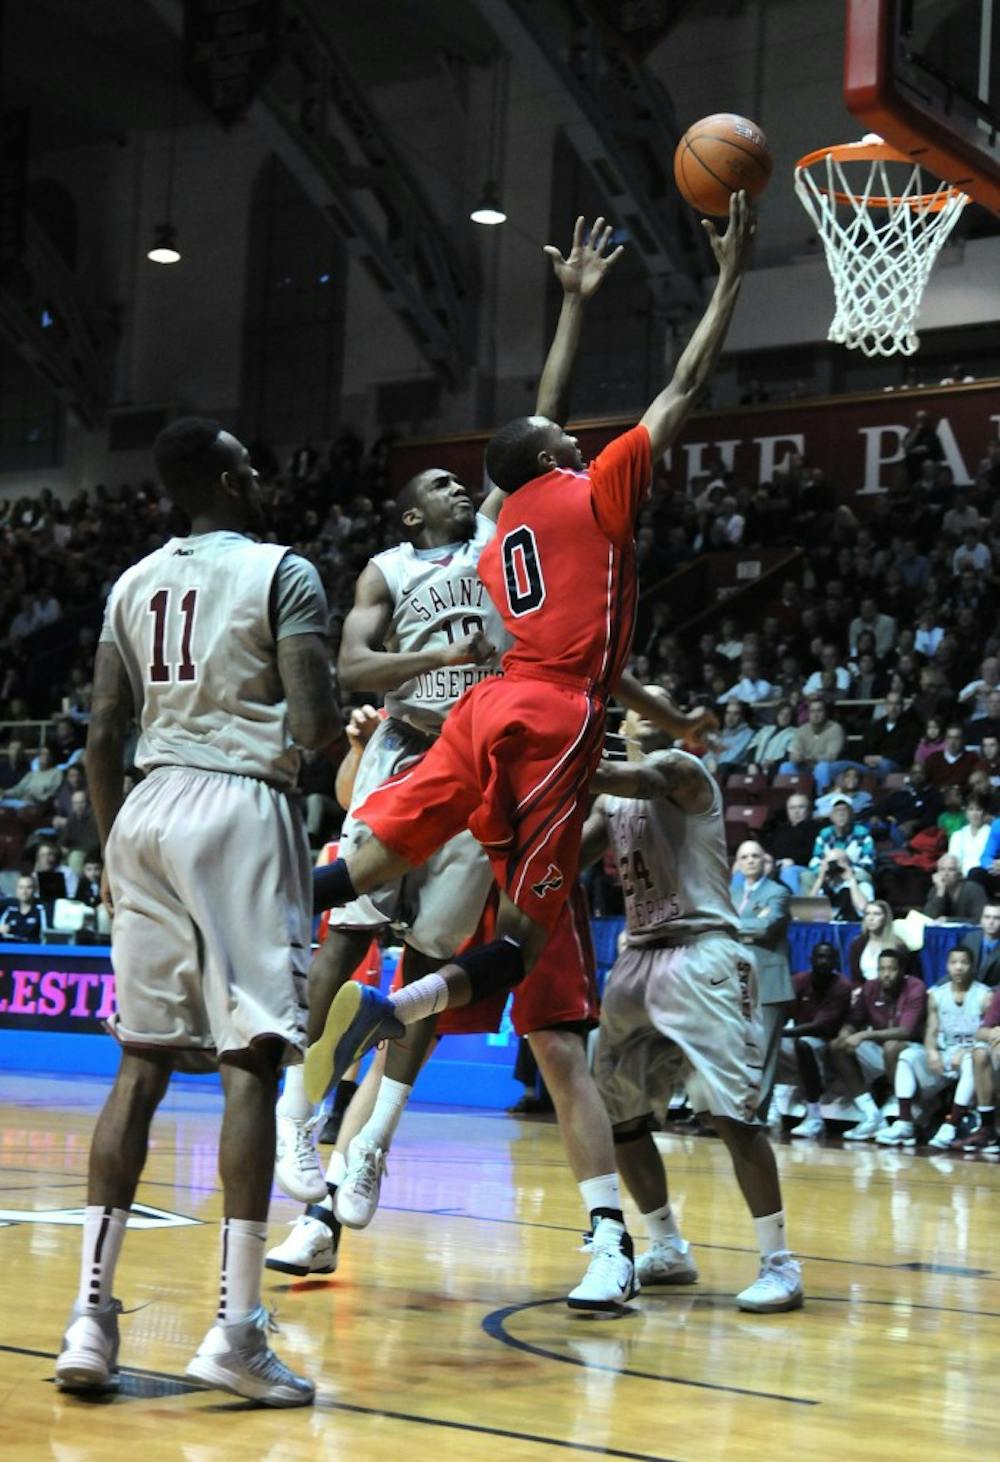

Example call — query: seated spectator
[50,714,85,769]
[0,746,63,810]
[963,985,1000,1152]
[914,604,945,658]
[977,733,1000,786]
[746,701,796,777]
[716,616,743,661]
[779,697,845,790]
[868,761,943,847]
[803,643,851,696]
[849,650,889,701]
[858,691,921,779]
[52,763,86,824]
[74,857,103,911]
[959,904,1000,986]
[848,596,897,660]
[958,656,1000,721]
[876,947,992,1147]
[949,795,991,874]
[923,723,983,789]
[969,813,1000,903]
[776,941,853,1139]
[830,948,927,1140]
[60,788,100,874]
[32,840,73,914]
[815,765,873,819]
[806,796,875,917]
[765,791,821,894]
[937,784,967,837]
[0,738,29,791]
[848,899,907,982]
[717,650,779,705]
[923,852,986,923]
[941,490,979,541]
[967,690,1000,746]
[703,699,754,779]
[952,525,992,576]
[0,875,46,943]
[731,840,792,1119]
[914,716,945,765]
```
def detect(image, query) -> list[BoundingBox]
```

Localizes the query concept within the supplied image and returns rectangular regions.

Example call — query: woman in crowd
[847,899,908,984]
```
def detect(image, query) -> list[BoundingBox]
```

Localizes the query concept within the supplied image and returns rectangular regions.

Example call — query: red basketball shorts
[354,674,606,932]
[390,883,599,1036]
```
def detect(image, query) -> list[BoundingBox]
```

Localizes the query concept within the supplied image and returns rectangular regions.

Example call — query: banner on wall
[0,947,115,1035]
[390,382,1000,502]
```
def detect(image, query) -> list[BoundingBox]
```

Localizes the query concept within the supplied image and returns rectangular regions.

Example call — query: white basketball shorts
[330,716,494,959]
[106,766,311,1062]
[596,933,765,1126]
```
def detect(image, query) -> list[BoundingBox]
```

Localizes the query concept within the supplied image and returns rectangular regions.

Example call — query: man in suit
[732,840,793,1120]
[960,904,1000,987]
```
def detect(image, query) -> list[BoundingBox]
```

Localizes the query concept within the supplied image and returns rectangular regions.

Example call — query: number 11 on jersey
[148,588,199,684]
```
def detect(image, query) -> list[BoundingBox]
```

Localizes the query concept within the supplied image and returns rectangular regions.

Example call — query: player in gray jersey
[584,688,804,1313]
[55,417,343,1406]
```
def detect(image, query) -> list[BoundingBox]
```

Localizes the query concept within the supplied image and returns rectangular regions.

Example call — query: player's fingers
[542,245,565,263]
[605,244,625,268]
[588,216,605,248]
[599,223,614,254]
[572,215,586,250]
[701,219,718,242]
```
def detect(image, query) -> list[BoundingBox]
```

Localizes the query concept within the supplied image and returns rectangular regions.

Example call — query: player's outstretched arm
[591,751,713,814]
[535,215,624,425]
[615,672,719,748]
[640,190,754,459]
[579,796,611,869]
[277,633,344,751]
[339,563,493,693]
[335,704,380,809]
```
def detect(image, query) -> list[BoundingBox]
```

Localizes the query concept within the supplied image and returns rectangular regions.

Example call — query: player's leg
[876,1043,927,1145]
[960,1045,1000,1151]
[186,1039,313,1406]
[612,1116,699,1286]
[56,1048,173,1390]
[928,1048,977,1147]
[704,1114,801,1311]
[788,1036,828,1139]
[831,1038,886,1140]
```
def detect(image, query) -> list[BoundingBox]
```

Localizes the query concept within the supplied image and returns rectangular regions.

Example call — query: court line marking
[1,1341,679,1459]
[482,1298,818,1407]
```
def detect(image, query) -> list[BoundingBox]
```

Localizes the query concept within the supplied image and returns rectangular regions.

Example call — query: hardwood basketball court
[3,1071,998,1460]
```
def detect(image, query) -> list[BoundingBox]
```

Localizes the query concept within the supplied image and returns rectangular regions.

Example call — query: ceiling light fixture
[470,183,507,226]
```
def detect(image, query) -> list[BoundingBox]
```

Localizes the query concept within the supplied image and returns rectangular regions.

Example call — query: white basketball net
[794,143,969,357]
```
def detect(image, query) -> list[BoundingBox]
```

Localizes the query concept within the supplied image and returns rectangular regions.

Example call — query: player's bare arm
[535,216,624,425]
[640,190,755,459]
[85,641,135,914]
[334,704,380,810]
[615,672,719,747]
[276,632,344,751]
[339,562,493,694]
[924,993,944,1073]
[591,750,714,814]
[579,796,611,869]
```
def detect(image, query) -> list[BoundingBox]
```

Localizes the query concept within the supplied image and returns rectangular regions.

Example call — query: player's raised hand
[702,189,755,280]
[544,216,624,299]
[346,703,381,751]
[440,630,495,669]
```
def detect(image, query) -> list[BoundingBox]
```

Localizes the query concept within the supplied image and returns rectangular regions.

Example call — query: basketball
[674,114,773,216]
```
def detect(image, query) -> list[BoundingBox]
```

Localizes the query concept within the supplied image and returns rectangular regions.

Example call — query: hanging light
[470,182,507,226]
[147,221,181,264]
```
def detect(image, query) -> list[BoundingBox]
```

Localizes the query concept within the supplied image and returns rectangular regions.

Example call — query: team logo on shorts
[531,863,564,899]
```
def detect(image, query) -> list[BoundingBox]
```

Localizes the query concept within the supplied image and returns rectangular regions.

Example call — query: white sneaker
[635,1236,698,1286]
[186,1305,314,1407]
[928,1121,956,1149]
[334,1135,386,1230]
[875,1119,916,1146]
[789,1115,825,1139]
[274,1113,327,1204]
[567,1218,638,1311]
[736,1253,803,1313]
[55,1299,122,1390]
[265,1208,339,1277]
[842,1113,885,1141]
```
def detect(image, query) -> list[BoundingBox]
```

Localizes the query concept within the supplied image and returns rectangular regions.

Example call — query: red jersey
[477,425,651,695]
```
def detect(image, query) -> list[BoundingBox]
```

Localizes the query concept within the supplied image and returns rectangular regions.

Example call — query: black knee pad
[452,937,525,1002]
[613,1115,655,1145]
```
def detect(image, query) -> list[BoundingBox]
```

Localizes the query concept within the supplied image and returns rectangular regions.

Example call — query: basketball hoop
[794,136,969,357]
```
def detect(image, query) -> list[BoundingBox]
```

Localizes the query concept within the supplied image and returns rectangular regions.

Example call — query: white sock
[578,1173,623,1222]
[77,1205,128,1310]
[855,1091,878,1119]
[325,1148,347,1190]
[218,1218,267,1323]
[753,1210,789,1260]
[358,1077,412,1151]
[806,1100,822,1120]
[276,1064,315,1123]
[390,973,449,1024]
[641,1201,680,1242]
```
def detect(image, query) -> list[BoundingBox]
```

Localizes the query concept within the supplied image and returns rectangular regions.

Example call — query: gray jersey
[933,980,992,1052]
[102,531,326,789]
[604,751,739,946]
[373,513,508,733]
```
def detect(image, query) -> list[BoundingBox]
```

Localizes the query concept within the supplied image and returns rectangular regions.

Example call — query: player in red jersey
[309,195,751,1294]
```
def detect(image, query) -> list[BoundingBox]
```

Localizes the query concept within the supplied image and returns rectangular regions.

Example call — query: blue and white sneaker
[303,984,404,1104]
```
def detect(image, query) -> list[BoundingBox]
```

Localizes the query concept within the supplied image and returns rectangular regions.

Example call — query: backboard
[844,0,1000,214]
